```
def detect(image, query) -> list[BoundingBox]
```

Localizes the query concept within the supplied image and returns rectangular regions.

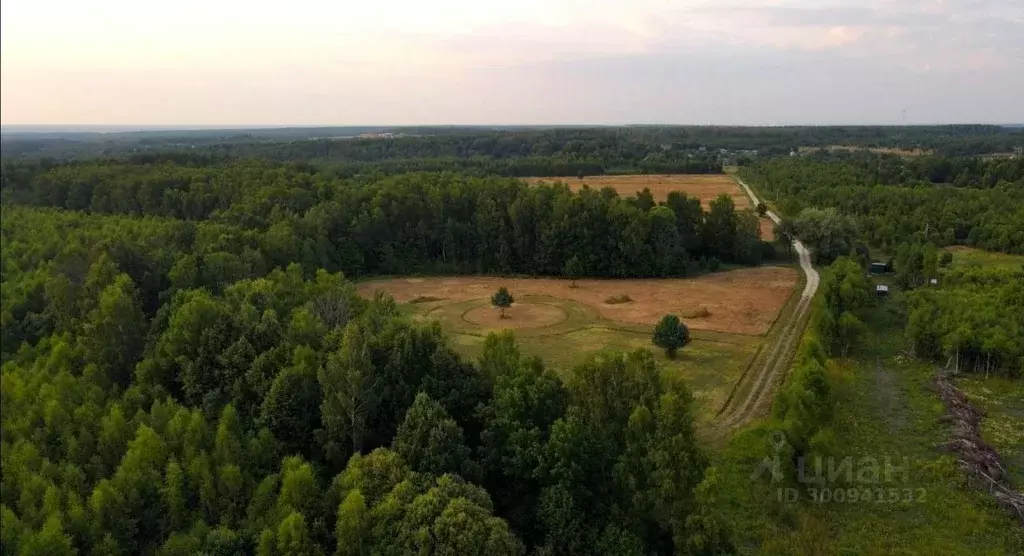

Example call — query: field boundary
[715,265,807,417]
[715,344,764,417]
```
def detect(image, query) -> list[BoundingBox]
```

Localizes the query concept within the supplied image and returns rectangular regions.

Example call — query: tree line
[744,157,1024,254]
[801,150,1024,188]
[1,160,770,283]
[5,125,1020,161]
[764,257,872,485]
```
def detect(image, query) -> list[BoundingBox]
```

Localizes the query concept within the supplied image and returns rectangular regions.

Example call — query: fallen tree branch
[933,370,1024,527]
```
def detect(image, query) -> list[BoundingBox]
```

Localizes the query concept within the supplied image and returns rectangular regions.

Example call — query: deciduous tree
[319,323,378,461]
[652,314,690,358]
[564,255,583,288]
[491,287,514,319]
[392,393,471,477]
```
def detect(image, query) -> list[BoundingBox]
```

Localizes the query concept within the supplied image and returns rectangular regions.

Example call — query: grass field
[358,268,797,335]
[958,376,1024,488]
[714,304,1024,555]
[524,174,775,240]
[358,267,799,421]
[942,245,1024,270]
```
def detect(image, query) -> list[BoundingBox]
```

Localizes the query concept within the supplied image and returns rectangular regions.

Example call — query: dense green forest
[906,264,1024,377]
[0,250,724,553]
[0,160,768,282]
[2,127,1022,554]
[0,153,765,553]
[742,156,1024,254]
[793,151,1024,188]
[742,154,1024,377]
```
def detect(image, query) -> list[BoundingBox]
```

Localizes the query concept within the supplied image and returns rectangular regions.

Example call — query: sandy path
[715,175,820,430]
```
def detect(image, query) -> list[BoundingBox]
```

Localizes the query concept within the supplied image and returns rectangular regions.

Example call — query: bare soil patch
[359,266,798,336]
[524,174,774,240]
[462,302,567,329]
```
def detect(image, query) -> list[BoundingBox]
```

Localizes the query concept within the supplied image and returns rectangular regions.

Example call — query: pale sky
[2,0,1022,126]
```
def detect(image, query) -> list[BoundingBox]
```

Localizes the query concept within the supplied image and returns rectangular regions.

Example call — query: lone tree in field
[491,287,514,319]
[564,255,584,288]
[652,314,690,358]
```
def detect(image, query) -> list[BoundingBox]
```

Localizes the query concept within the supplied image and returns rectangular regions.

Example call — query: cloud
[1,0,1022,124]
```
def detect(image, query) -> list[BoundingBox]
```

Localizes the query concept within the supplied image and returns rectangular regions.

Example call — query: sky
[2,0,1022,126]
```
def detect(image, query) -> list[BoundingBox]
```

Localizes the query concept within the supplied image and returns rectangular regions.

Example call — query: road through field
[715,176,820,431]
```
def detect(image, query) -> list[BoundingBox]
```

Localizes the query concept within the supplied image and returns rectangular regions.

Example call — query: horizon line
[4,122,1023,133]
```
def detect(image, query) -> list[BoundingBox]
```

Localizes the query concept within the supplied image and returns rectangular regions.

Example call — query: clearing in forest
[941,246,1024,271]
[358,267,796,336]
[524,174,775,240]
[357,267,799,419]
[797,145,933,156]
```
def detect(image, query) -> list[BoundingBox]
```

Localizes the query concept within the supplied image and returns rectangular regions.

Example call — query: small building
[870,262,889,275]
[876,285,890,297]
[929,278,938,285]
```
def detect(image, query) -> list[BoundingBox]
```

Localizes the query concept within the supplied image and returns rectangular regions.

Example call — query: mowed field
[358,266,799,420]
[524,174,774,239]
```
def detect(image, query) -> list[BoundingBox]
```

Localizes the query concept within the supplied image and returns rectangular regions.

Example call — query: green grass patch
[957,375,1024,488]
[450,326,758,422]
[942,246,1024,271]
[712,304,1024,555]
[402,293,761,423]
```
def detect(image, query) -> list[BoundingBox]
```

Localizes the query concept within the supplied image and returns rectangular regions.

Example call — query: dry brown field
[524,174,749,206]
[524,174,774,240]
[358,266,798,336]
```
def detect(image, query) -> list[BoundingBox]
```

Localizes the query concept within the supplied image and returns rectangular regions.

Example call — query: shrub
[604,294,633,304]
[410,295,443,304]
[683,306,711,319]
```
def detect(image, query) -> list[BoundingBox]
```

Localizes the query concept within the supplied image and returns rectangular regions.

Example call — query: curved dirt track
[714,176,820,432]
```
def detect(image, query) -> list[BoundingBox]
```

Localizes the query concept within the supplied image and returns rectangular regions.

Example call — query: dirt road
[715,176,820,431]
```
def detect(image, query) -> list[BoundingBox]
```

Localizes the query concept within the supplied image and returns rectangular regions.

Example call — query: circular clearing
[462,302,568,329]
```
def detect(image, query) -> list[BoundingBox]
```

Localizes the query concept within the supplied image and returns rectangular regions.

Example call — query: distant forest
[4,124,1022,164]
